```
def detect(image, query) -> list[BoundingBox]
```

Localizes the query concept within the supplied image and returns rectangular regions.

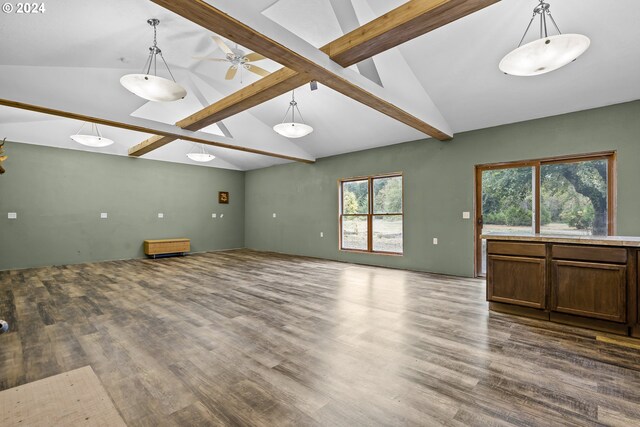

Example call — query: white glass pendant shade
[121,19,187,102]
[273,122,313,138]
[70,134,114,148]
[120,74,187,102]
[186,152,215,162]
[273,91,313,138]
[70,122,114,148]
[500,34,590,76]
[186,144,215,162]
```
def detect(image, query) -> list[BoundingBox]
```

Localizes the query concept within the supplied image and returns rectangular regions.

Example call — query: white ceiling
[0,0,638,170]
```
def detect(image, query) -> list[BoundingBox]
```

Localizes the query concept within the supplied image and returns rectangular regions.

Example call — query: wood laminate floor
[1,249,640,426]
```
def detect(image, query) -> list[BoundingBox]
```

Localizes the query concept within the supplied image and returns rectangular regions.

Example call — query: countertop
[480,234,640,248]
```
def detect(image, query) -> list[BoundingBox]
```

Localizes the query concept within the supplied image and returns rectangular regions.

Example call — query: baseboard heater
[144,238,190,259]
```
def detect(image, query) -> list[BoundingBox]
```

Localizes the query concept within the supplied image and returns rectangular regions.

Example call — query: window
[340,174,403,254]
[475,152,616,276]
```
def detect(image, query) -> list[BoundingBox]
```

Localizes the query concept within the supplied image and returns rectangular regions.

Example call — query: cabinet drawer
[487,255,546,309]
[552,245,627,264]
[487,241,546,258]
[551,260,626,323]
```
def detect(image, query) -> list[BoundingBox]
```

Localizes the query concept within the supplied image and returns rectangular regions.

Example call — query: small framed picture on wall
[218,191,229,204]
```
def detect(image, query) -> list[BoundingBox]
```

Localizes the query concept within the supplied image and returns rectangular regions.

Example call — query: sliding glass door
[479,165,536,275]
[475,152,615,276]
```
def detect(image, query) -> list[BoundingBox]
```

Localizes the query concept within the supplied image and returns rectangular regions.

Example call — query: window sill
[339,248,403,257]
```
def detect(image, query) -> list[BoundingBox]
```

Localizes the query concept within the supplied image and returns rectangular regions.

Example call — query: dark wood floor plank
[1,249,640,426]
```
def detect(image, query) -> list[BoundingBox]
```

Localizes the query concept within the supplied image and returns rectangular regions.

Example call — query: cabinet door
[487,255,546,309]
[551,260,626,323]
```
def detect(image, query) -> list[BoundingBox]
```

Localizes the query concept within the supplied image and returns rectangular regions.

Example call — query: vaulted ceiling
[1,0,638,170]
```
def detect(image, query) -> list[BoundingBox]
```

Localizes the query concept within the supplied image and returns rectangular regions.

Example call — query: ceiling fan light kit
[121,19,187,102]
[194,36,270,83]
[499,1,590,76]
[70,122,114,148]
[273,91,313,139]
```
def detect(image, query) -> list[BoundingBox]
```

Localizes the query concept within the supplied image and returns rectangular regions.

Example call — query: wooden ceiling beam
[127,69,310,156]
[134,0,499,156]
[0,98,315,163]
[173,1,499,132]
[178,68,309,132]
[323,0,499,68]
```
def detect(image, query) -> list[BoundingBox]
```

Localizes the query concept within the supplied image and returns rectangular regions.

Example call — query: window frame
[339,172,404,255]
[474,151,617,277]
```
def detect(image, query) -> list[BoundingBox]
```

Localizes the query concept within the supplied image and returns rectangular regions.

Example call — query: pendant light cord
[140,19,178,83]
[73,122,103,138]
[517,1,563,47]
[279,90,307,125]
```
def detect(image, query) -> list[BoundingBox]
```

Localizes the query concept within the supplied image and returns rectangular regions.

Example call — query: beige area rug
[0,366,126,426]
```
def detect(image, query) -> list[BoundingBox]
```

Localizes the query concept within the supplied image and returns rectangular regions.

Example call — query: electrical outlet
[158,213,164,219]
[7,212,17,219]
[273,213,277,218]
[433,238,438,245]
[462,211,470,219]
[320,232,324,237]
[100,213,108,219]
[212,213,217,218]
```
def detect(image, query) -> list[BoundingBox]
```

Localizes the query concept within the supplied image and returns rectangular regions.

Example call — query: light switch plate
[462,211,471,219]
[100,213,108,219]
[273,213,277,218]
[320,232,324,237]
[158,213,164,219]
[212,213,217,218]
[433,238,438,245]
[7,212,17,219]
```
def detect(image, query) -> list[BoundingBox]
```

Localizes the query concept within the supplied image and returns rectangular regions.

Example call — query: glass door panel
[540,159,608,236]
[479,166,535,275]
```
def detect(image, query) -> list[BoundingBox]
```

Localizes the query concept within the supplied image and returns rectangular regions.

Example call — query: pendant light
[499,1,590,76]
[186,144,215,162]
[70,122,114,148]
[120,19,187,102]
[273,91,313,138]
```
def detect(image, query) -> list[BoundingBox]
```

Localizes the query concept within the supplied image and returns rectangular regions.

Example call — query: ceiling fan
[194,36,270,82]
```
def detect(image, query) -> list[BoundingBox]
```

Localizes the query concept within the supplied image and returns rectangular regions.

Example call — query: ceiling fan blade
[225,66,238,80]
[245,64,271,77]
[192,57,229,62]
[244,52,267,62]
[212,35,234,55]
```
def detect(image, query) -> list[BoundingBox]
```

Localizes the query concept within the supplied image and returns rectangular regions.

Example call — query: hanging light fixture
[273,90,313,138]
[499,1,590,77]
[70,122,114,148]
[186,144,215,162]
[120,19,187,102]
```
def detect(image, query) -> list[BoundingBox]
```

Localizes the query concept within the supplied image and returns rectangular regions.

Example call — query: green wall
[0,142,245,270]
[245,100,640,277]
[2,101,639,275]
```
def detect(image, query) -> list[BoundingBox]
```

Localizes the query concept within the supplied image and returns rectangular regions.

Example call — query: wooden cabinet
[551,260,627,323]
[485,237,640,337]
[487,255,546,309]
